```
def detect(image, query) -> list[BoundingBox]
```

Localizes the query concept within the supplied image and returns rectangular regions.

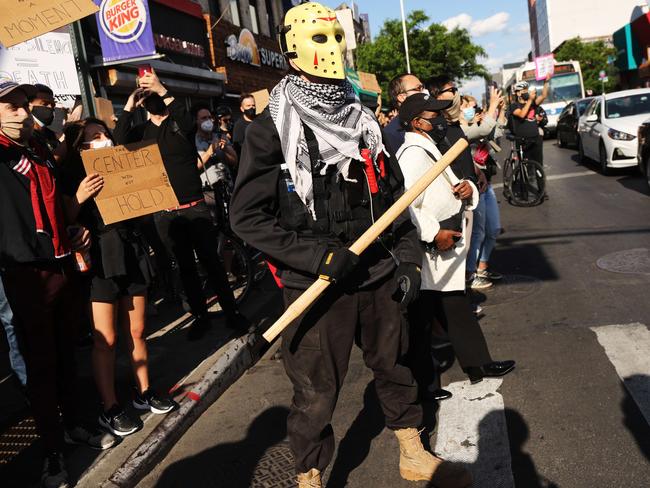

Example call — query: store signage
[94,0,155,63]
[0,31,81,108]
[154,34,204,58]
[226,28,288,70]
[0,0,99,48]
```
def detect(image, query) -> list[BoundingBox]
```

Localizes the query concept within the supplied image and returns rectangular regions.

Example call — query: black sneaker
[225,311,252,333]
[133,389,177,414]
[41,451,69,488]
[64,425,118,450]
[98,404,140,437]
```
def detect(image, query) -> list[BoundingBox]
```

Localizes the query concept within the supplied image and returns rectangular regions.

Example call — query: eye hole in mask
[312,34,327,44]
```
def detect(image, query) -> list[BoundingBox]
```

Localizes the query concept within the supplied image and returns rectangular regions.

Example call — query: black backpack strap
[302,123,329,232]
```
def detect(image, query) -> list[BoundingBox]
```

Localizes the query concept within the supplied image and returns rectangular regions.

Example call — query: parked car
[636,118,650,190]
[556,97,594,148]
[577,88,650,175]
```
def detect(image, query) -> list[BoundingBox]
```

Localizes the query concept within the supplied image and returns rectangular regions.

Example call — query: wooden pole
[262,138,469,343]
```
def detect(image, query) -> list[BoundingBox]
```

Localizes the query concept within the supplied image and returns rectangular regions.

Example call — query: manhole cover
[0,417,38,465]
[597,248,650,275]
[250,441,295,488]
[476,274,542,307]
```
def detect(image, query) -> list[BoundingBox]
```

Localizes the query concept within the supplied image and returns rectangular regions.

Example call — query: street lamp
[400,0,411,74]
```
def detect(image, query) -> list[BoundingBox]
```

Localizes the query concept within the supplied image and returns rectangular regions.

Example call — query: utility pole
[399,0,411,74]
[69,20,97,118]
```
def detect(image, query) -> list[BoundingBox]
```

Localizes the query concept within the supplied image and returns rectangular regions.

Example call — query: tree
[356,10,488,104]
[554,37,618,93]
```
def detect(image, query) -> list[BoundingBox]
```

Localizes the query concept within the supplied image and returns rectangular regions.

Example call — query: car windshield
[576,99,592,116]
[527,73,583,104]
[605,93,650,118]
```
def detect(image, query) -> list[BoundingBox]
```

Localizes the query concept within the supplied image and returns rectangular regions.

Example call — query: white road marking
[591,323,650,424]
[492,170,596,189]
[434,378,515,488]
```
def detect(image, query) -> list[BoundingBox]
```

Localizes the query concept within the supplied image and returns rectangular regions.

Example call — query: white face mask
[88,139,114,149]
[200,119,214,132]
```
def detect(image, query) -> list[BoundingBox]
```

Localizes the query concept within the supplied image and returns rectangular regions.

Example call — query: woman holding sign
[62,118,176,438]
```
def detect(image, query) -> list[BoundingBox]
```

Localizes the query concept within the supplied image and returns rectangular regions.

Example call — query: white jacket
[396,132,479,292]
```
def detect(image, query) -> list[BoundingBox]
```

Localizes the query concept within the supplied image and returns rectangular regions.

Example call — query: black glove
[392,262,421,309]
[318,248,360,283]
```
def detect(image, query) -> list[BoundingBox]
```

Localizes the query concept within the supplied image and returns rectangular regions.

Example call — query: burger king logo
[99,0,148,44]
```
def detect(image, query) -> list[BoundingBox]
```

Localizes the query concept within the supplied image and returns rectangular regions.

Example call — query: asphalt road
[138,140,650,488]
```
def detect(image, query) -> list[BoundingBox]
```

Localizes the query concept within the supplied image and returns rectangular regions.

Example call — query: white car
[577,88,650,174]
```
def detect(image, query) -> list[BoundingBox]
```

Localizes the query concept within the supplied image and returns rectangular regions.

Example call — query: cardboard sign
[252,88,269,115]
[94,97,115,129]
[535,54,555,81]
[81,141,179,225]
[0,0,99,48]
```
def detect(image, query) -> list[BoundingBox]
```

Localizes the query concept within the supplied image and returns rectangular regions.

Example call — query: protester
[62,118,176,437]
[113,71,248,338]
[230,4,471,487]
[0,79,114,488]
[215,105,234,140]
[232,93,256,156]
[28,83,59,154]
[397,92,516,385]
[511,75,551,164]
[0,275,26,387]
[384,73,429,155]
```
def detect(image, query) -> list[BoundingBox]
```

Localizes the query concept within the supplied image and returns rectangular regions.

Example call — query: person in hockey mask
[230,3,472,487]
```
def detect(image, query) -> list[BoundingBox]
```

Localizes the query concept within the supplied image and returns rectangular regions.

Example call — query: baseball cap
[398,93,452,128]
[0,79,37,100]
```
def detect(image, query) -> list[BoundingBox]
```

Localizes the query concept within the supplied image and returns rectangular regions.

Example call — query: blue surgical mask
[462,107,476,121]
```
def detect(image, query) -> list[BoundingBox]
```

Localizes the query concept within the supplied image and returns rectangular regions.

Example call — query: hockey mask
[279,1,347,80]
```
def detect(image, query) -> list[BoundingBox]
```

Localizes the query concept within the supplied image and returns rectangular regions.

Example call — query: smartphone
[138,64,152,78]
[490,81,498,89]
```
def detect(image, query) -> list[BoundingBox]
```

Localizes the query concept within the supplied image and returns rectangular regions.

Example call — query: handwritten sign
[81,141,179,225]
[535,54,555,81]
[252,88,269,115]
[0,0,99,48]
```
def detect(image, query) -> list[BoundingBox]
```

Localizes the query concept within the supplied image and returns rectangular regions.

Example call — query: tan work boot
[297,468,322,487]
[394,428,473,487]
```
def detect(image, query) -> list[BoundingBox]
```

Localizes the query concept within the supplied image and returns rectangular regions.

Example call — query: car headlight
[608,128,636,141]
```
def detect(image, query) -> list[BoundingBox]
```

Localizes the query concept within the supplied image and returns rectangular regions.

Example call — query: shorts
[90,274,148,303]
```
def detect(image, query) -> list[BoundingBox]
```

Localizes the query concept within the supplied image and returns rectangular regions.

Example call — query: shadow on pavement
[154,406,289,488]
[617,175,650,196]
[621,374,650,461]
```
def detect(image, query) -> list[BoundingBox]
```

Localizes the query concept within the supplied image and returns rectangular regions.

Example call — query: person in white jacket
[396,93,515,384]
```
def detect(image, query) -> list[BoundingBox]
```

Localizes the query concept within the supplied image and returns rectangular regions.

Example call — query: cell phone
[490,81,498,89]
[138,64,152,78]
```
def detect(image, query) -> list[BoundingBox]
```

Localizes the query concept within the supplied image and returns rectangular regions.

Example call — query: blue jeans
[467,185,501,275]
[0,275,27,386]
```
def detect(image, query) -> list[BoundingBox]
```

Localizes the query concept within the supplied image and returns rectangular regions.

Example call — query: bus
[504,60,585,134]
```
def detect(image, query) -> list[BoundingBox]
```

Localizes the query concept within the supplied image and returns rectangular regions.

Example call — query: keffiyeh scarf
[269,74,384,217]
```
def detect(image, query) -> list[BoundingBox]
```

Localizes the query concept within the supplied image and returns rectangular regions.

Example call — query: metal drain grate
[250,442,296,488]
[0,417,38,465]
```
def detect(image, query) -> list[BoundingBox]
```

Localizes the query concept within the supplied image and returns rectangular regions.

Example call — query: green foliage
[356,10,488,104]
[554,37,618,93]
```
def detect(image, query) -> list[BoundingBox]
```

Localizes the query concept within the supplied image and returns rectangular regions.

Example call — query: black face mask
[144,94,167,116]
[425,115,448,144]
[31,105,55,126]
[243,108,256,119]
[521,92,530,101]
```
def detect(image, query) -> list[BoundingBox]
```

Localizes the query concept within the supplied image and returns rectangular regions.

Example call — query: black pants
[421,290,492,370]
[406,300,439,392]
[522,136,544,164]
[281,277,422,473]
[154,202,237,318]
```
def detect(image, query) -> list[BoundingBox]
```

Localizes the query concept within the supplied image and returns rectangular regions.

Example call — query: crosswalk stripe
[591,322,650,424]
[434,378,515,488]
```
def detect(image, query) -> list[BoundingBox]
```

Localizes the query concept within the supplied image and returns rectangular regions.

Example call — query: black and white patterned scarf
[269,74,383,217]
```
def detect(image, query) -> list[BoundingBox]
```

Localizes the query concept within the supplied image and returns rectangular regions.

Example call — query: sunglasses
[438,86,458,95]
[401,84,425,95]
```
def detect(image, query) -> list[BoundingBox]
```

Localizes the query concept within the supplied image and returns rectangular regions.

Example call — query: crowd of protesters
[0,14,554,485]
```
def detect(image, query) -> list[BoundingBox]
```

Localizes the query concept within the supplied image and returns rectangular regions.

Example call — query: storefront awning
[614,23,642,71]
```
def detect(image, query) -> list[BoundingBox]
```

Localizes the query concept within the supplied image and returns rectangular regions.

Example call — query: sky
[324,0,533,101]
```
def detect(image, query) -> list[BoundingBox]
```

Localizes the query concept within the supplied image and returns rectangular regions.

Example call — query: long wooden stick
[262,138,469,343]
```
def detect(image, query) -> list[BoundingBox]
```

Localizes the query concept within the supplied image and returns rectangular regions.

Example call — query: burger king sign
[94,0,156,63]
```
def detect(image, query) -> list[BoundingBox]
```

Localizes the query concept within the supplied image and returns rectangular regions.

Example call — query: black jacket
[230,110,421,290]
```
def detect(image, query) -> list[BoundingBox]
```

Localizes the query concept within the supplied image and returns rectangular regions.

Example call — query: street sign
[599,70,607,79]
[602,76,609,83]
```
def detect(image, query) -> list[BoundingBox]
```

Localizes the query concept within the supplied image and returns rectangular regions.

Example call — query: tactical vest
[277,124,394,245]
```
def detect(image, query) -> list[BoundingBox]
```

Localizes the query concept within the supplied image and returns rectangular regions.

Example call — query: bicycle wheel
[510,158,545,207]
[217,233,254,305]
[502,157,514,201]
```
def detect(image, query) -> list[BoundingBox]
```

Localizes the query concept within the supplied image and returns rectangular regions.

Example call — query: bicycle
[502,134,546,207]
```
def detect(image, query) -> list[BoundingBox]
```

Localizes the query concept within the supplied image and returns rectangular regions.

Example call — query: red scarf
[0,133,71,258]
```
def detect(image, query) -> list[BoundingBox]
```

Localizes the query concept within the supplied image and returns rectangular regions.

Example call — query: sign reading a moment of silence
[81,141,179,225]
[0,0,99,48]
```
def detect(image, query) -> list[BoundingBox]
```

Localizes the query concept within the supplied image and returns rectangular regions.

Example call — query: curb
[103,331,263,488]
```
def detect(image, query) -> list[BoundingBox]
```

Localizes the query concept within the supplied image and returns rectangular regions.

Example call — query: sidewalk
[0,274,282,488]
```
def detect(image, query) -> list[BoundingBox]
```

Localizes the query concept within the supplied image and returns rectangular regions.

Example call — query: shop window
[265,0,275,36]
[229,0,240,26]
[250,1,260,35]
